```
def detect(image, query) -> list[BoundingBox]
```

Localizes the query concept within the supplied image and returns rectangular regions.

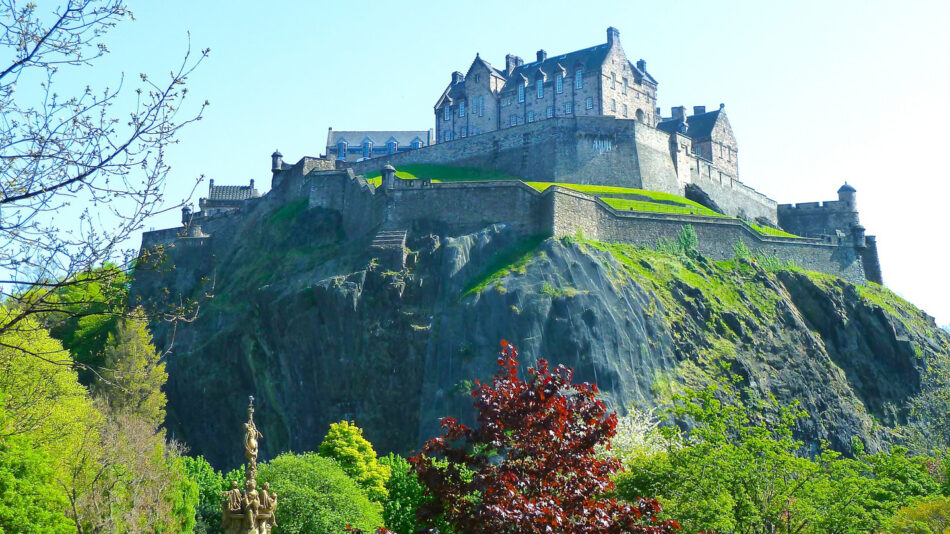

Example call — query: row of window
[505,98,590,126]
[336,140,424,159]
[440,125,486,143]
[516,69,582,103]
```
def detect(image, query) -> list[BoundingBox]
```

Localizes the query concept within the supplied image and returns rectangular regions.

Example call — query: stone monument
[221,396,278,534]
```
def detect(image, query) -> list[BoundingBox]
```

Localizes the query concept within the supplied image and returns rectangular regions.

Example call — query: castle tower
[837,182,856,209]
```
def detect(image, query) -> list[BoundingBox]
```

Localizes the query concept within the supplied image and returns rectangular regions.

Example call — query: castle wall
[777,201,860,238]
[547,187,866,284]
[387,180,547,237]
[346,117,681,194]
[690,157,778,224]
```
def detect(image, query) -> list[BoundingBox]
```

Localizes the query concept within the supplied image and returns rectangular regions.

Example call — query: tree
[181,455,226,534]
[257,452,384,534]
[0,0,208,359]
[409,340,680,534]
[889,496,950,533]
[319,420,391,503]
[379,453,454,534]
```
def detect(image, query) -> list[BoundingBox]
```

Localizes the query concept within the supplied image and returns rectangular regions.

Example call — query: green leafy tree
[182,455,226,534]
[379,453,450,534]
[889,496,950,533]
[0,407,74,534]
[319,421,391,502]
[257,452,383,534]
[93,310,168,427]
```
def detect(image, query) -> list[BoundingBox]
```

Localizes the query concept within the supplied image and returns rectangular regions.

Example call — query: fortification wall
[548,187,866,284]
[387,180,547,237]
[689,157,778,224]
[345,117,681,193]
[308,169,385,238]
[777,201,859,238]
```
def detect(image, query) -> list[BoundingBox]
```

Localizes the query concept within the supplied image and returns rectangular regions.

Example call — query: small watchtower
[837,182,856,209]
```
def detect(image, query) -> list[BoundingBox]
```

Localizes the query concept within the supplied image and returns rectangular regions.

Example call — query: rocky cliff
[133,196,950,468]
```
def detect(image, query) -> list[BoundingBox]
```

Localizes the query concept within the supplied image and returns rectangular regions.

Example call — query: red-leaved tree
[407,340,681,534]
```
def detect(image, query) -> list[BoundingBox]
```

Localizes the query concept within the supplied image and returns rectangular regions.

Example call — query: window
[611,72,616,90]
[362,142,372,158]
[611,99,616,112]
[518,84,525,103]
[565,102,573,114]
[556,74,563,93]
[412,140,423,149]
[528,111,534,122]
[537,79,543,99]
[461,126,467,137]
[575,69,583,88]
[510,115,519,126]
[477,96,485,117]
[622,104,628,117]
[622,77,628,94]
[474,74,480,83]
[635,109,645,122]
[546,106,553,118]
[388,141,397,154]
[459,101,465,117]
[585,97,593,110]
[337,142,346,159]
[444,106,450,121]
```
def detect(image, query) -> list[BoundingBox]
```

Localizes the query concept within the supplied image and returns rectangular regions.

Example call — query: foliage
[364,164,520,185]
[612,381,945,533]
[0,0,208,355]
[319,420,391,503]
[677,224,698,254]
[92,310,168,427]
[598,407,670,463]
[182,455,226,534]
[0,407,74,534]
[408,340,680,534]
[257,452,384,534]
[379,454,428,534]
[461,235,547,296]
[889,496,950,533]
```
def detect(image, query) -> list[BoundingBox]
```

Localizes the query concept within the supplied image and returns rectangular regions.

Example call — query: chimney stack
[636,59,646,72]
[451,71,464,84]
[505,54,523,75]
[607,26,620,45]
[537,49,547,62]
[693,105,706,115]
[671,106,687,121]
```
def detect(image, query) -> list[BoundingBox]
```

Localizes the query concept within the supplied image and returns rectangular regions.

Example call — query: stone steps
[370,228,408,269]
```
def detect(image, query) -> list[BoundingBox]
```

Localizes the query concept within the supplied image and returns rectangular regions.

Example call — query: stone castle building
[142,27,883,286]
[434,27,658,143]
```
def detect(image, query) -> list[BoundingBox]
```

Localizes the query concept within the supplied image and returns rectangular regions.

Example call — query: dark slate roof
[471,54,506,78]
[657,109,721,140]
[838,183,856,193]
[326,130,432,147]
[208,183,259,202]
[500,44,610,93]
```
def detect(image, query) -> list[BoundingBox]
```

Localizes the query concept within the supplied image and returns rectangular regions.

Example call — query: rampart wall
[690,157,778,224]
[777,200,860,238]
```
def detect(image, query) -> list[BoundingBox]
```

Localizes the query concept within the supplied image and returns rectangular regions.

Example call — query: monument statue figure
[219,396,277,534]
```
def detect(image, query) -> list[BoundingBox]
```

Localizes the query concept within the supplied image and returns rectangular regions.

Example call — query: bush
[889,496,950,533]
[257,452,383,534]
[379,454,425,534]
[318,421,390,503]
[181,455,225,534]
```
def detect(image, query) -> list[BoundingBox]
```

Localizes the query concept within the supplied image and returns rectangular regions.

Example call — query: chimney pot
[693,105,706,115]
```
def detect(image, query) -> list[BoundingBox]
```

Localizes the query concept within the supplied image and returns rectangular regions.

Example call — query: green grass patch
[461,235,548,297]
[525,182,712,209]
[363,163,521,185]
[268,197,308,225]
[747,221,800,238]
[601,197,724,217]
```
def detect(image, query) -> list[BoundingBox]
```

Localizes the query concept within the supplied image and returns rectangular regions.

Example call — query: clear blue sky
[92,0,950,324]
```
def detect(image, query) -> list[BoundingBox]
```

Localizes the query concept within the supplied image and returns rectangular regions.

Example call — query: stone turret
[271,150,283,172]
[838,182,856,209]
[381,163,396,190]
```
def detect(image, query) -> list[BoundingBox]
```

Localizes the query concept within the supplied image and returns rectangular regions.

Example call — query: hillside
[133,188,950,468]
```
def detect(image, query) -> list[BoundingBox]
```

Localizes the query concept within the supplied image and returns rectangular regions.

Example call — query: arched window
[337,141,347,159]
[635,108,645,122]
[575,68,583,89]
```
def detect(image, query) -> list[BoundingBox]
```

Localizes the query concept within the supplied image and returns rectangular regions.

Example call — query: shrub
[318,421,391,502]
[257,452,383,534]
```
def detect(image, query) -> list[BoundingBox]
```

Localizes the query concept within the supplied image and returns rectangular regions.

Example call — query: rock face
[133,198,950,468]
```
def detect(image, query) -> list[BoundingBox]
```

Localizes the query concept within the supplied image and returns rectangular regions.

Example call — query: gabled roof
[657,109,722,141]
[326,130,432,147]
[468,54,506,78]
[434,81,467,109]
[208,183,259,202]
[629,60,657,85]
[499,44,611,93]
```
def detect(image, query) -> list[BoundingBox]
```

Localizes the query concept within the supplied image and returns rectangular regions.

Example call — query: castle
[142,27,882,286]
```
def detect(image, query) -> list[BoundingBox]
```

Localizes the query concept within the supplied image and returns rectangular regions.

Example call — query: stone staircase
[370,228,408,269]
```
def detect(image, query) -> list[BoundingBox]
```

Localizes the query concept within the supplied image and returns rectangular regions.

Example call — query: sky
[77,0,950,325]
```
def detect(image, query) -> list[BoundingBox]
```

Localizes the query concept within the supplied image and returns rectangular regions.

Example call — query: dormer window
[411,138,424,149]
[518,84,525,103]
[460,101,465,117]
[444,106,450,121]
[537,78,544,99]
[575,68,583,89]
[337,141,347,159]
[388,140,398,154]
[362,141,373,158]
[556,73,563,94]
